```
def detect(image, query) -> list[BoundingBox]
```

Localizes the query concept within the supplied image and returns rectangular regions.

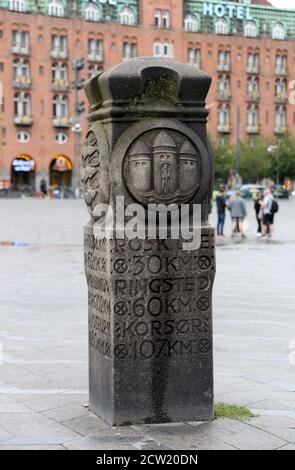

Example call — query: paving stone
[0,413,80,439]
[188,419,287,450]
[248,415,295,443]
[43,403,90,423]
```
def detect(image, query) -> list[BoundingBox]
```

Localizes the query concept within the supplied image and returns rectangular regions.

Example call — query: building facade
[0,0,295,190]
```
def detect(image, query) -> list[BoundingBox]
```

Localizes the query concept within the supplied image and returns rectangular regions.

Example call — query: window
[55,132,68,144]
[215,19,229,35]
[53,95,68,118]
[188,48,200,67]
[218,51,231,71]
[52,62,68,82]
[153,43,173,59]
[247,77,259,97]
[16,131,30,143]
[217,75,231,97]
[119,7,135,25]
[184,14,198,32]
[162,11,170,29]
[244,21,257,38]
[276,55,287,74]
[154,10,161,27]
[272,23,286,40]
[8,0,25,12]
[218,104,230,126]
[14,92,31,117]
[13,58,30,79]
[12,30,29,54]
[88,39,103,61]
[85,2,101,22]
[51,35,67,58]
[275,79,287,99]
[247,52,259,73]
[88,64,103,79]
[247,105,259,127]
[275,106,286,129]
[123,42,137,60]
[154,9,170,28]
[47,0,64,17]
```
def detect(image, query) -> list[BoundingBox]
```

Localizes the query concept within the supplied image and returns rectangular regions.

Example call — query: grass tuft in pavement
[214,402,257,420]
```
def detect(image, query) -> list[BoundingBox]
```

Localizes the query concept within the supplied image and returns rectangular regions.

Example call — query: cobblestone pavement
[0,198,294,450]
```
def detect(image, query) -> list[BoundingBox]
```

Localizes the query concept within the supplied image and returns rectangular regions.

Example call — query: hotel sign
[93,0,117,5]
[203,2,253,20]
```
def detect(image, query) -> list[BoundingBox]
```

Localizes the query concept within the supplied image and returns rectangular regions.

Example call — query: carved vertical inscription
[85,233,112,359]
[112,231,215,362]
[86,228,215,362]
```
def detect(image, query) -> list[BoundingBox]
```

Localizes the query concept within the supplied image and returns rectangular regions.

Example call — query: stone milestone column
[82,59,215,426]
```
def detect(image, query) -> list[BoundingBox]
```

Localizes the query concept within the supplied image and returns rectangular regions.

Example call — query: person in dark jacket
[254,192,263,236]
[216,187,226,237]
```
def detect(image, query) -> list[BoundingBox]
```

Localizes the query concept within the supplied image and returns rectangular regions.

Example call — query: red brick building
[0,0,294,190]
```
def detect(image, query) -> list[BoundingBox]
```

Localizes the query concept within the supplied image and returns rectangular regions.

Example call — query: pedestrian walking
[261,189,278,238]
[227,191,247,238]
[254,192,263,237]
[216,187,226,237]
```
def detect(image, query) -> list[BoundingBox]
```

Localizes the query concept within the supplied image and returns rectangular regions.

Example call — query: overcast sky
[270,0,295,9]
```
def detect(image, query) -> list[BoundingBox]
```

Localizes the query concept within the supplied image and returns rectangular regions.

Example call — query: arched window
[184,14,198,33]
[244,21,257,38]
[8,0,25,12]
[247,105,259,127]
[215,18,229,35]
[119,7,135,25]
[47,0,65,18]
[14,92,31,116]
[275,106,286,129]
[272,23,286,40]
[88,64,103,79]
[85,2,101,22]
[53,95,68,118]
[218,104,230,126]
[217,75,231,97]
[275,78,287,98]
[247,77,259,96]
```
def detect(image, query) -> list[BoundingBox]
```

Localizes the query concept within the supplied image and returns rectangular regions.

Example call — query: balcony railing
[217,124,231,133]
[217,90,232,101]
[188,61,200,68]
[246,125,260,134]
[51,49,68,60]
[246,91,260,102]
[14,115,33,126]
[275,125,287,134]
[247,65,259,74]
[52,117,70,128]
[217,62,230,72]
[274,93,288,104]
[88,53,104,62]
[275,67,287,76]
[13,76,32,89]
[51,79,69,92]
[12,44,29,55]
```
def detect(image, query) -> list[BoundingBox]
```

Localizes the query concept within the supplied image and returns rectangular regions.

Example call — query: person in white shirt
[261,189,274,238]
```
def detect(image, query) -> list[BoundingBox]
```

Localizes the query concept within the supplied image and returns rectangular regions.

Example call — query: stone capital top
[84,58,212,114]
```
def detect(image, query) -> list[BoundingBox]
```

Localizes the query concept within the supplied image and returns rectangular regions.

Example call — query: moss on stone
[214,403,257,420]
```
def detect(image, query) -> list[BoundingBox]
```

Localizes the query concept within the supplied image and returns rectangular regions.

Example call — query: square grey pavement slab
[0,199,295,449]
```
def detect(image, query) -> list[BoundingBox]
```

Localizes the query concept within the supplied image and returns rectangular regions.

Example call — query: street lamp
[267,145,279,186]
[72,58,85,198]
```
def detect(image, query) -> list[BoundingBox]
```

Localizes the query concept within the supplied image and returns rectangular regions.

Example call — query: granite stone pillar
[82,58,215,426]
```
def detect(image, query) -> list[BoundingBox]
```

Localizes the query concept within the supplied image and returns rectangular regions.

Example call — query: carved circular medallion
[123,129,202,206]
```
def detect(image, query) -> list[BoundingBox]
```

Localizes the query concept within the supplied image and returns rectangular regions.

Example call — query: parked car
[239,184,266,199]
[273,185,290,199]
